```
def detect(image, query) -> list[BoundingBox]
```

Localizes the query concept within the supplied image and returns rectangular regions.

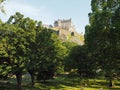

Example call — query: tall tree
[26,21,43,87]
[1,24,28,90]
[62,41,78,71]
[14,12,36,89]
[35,28,67,82]
[85,0,120,87]
[68,45,96,78]
[1,12,36,90]
[0,20,11,79]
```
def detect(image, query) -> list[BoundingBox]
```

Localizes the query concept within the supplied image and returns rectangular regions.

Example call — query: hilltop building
[43,19,84,45]
[54,19,76,32]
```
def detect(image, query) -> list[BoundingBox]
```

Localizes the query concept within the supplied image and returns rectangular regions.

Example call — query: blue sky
[0,0,91,34]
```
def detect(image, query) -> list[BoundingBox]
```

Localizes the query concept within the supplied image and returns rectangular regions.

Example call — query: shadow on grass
[34,77,80,90]
[0,76,119,90]
[0,81,40,90]
[86,80,120,90]
[0,82,15,90]
[0,77,80,90]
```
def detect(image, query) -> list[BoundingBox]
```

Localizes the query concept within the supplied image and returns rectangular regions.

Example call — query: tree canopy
[85,0,120,87]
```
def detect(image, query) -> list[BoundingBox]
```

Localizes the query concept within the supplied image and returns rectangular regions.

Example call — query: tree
[0,22,11,79]
[68,45,96,78]
[8,12,37,88]
[0,12,36,90]
[85,0,120,87]
[26,21,43,87]
[62,41,78,71]
[0,24,27,90]
[35,29,67,82]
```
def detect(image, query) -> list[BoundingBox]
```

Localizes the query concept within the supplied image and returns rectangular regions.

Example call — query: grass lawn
[0,75,120,90]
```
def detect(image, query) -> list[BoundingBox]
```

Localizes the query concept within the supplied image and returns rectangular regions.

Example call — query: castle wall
[54,19,75,31]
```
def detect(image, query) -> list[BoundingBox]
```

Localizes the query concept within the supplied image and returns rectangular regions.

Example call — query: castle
[54,18,76,32]
[43,19,84,45]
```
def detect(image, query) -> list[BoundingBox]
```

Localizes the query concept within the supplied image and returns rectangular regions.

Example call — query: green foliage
[0,0,6,13]
[63,41,77,53]
[85,0,120,87]
[62,41,78,71]
[68,45,96,78]
[35,29,67,81]
[0,12,38,89]
[0,12,68,87]
[0,24,27,74]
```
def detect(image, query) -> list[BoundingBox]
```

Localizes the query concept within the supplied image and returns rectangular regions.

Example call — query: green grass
[0,75,120,90]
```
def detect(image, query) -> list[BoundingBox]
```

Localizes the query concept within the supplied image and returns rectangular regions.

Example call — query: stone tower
[54,19,75,31]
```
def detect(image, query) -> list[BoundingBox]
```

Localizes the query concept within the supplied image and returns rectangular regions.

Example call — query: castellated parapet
[54,18,76,32]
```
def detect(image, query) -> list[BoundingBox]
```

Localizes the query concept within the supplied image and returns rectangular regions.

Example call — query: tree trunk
[16,73,22,90]
[30,73,35,87]
[109,79,114,88]
[43,79,46,83]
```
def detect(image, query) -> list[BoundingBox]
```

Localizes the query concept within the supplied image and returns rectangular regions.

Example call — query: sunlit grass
[0,75,120,90]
